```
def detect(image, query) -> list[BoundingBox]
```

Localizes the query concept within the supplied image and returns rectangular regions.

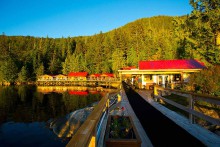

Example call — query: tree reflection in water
[0,86,103,146]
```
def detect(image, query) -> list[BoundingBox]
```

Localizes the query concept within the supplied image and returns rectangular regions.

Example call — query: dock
[66,83,220,147]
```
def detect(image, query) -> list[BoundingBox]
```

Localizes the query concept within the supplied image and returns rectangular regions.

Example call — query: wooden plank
[121,91,153,147]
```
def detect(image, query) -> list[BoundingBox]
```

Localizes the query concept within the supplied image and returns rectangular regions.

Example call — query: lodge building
[118,59,206,89]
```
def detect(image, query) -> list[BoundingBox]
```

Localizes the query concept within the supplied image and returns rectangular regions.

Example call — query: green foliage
[0,13,219,83]
[0,58,18,83]
[112,48,126,74]
[36,63,44,78]
[182,0,220,64]
[17,66,28,82]
[188,65,220,96]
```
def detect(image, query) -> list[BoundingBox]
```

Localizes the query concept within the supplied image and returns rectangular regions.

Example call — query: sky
[0,0,192,38]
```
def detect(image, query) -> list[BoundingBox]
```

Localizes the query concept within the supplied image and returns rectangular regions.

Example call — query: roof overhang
[118,69,202,75]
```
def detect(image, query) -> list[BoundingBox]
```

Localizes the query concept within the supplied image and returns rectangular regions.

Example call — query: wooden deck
[137,90,220,147]
[66,86,220,147]
[106,90,153,147]
[36,80,121,88]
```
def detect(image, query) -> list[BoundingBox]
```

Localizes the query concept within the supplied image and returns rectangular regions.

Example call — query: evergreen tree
[0,58,18,83]
[185,0,220,64]
[62,54,72,75]
[112,48,126,74]
[48,49,62,74]
[36,63,44,78]
[127,47,138,66]
[17,66,28,82]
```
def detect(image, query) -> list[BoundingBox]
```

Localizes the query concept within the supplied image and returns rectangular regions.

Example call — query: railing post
[171,83,174,89]
[154,85,158,96]
[106,98,110,113]
[153,85,159,101]
[189,94,195,124]
[89,135,96,147]
[117,94,121,102]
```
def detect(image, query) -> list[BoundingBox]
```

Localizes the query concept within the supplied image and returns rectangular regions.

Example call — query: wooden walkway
[123,85,206,146]
[99,87,219,146]
[109,90,153,147]
[137,89,220,147]
[67,85,220,147]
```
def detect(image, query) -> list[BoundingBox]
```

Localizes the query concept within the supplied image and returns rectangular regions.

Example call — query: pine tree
[17,66,28,82]
[112,48,126,74]
[0,58,18,83]
[36,63,44,78]
[185,0,220,64]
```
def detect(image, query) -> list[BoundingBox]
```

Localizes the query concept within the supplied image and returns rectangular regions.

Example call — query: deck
[107,90,153,147]
[66,84,220,147]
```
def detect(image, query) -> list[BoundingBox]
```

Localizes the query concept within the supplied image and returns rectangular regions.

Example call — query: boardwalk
[122,83,205,147]
[109,91,153,147]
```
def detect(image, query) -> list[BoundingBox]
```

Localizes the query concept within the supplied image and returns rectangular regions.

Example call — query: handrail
[163,86,220,104]
[154,85,220,125]
[66,91,117,147]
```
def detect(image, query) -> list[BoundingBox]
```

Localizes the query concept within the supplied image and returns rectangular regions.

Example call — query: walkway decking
[109,90,153,147]
[66,83,220,146]
[122,83,206,147]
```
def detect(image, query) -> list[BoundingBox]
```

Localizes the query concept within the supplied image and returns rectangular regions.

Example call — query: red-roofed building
[118,59,206,89]
[89,74,101,80]
[100,73,115,81]
[68,72,88,81]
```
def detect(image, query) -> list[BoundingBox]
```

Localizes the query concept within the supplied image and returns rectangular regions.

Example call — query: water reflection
[0,86,103,146]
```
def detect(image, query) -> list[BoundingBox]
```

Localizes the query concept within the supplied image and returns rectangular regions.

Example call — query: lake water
[0,86,103,147]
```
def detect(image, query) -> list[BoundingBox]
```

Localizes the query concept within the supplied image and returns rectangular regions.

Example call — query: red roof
[101,73,114,77]
[139,59,206,70]
[68,91,88,95]
[68,72,88,77]
[89,74,101,77]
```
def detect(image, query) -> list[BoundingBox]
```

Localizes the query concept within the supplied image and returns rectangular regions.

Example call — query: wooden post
[154,85,158,100]
[107,99,110,109]
[117,94,121,102]
[189,94,195,124]
[171,83,174,89]
[89,136,96,147]
[154,85,158,96]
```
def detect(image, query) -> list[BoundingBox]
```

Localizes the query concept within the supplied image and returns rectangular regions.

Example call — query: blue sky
[0,0,192,38]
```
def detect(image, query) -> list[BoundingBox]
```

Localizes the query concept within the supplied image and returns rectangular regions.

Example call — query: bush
[188,65,220,96]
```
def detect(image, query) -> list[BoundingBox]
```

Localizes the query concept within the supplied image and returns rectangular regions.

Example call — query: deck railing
[66,91,118,147]
[154,85,220,126]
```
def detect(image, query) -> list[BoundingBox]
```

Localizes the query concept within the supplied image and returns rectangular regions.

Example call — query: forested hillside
[0,0,219,84]
[0,16,177,82]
